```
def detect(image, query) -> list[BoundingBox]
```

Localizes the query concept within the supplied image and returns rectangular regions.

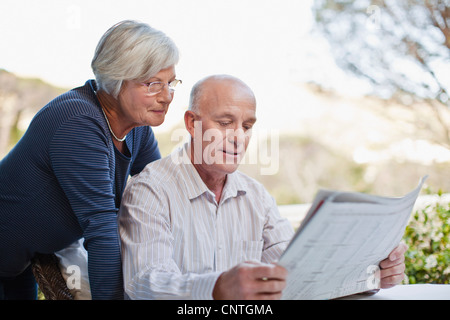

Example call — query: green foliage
[403,197,450,284]
[38,288,45,300]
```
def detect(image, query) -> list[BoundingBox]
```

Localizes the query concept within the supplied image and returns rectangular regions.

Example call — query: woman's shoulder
[29,81,105,135]
[33,80,101,123]
[13,81,110,155]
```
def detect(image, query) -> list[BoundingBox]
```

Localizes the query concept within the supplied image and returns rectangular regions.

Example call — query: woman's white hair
[91,20,179,98]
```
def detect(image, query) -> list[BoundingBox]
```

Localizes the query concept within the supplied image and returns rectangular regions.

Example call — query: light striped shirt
[118,143,294,300]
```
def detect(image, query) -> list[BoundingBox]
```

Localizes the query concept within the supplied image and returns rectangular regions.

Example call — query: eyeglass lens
[148,80,181,94]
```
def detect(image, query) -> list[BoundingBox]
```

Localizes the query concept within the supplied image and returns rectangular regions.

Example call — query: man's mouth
[222,150,241,157]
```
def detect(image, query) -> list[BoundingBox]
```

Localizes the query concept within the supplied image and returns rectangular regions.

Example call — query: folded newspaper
[279,176,427,300]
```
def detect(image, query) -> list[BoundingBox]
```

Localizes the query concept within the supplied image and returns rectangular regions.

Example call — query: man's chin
[216,163,240,175]
[207,157,242,173]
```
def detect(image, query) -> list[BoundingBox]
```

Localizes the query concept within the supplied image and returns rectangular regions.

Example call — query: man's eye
[219,122,231,126]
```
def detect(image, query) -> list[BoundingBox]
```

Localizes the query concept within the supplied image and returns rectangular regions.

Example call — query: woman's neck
[96,90,129,141]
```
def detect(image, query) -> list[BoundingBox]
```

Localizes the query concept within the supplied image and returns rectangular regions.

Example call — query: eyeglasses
[141,79,182,96]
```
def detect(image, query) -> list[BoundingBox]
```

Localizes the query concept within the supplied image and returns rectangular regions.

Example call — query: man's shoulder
[129,151,183,188]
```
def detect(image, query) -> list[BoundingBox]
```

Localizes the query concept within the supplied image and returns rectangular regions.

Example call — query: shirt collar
[221,171,247,202]
[174,143,247,203]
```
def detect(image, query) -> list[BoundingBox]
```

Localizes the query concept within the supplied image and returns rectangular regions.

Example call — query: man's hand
[212,261,287,300]
[379,242,408,289]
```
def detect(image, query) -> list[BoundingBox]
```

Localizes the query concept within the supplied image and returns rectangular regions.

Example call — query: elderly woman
[0,20,181,300]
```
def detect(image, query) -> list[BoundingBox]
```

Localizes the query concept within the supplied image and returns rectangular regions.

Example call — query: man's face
[191,80,257,176]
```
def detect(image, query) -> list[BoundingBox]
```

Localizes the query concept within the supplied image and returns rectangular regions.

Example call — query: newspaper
[279,176,427,300]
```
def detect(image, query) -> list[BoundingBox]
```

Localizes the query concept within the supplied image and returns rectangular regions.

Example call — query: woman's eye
[219,122,231,126]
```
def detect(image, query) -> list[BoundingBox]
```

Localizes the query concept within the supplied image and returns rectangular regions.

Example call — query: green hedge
[403,192,450,284]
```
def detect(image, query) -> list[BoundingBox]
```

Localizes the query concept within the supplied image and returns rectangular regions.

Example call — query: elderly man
[118,74,407,300]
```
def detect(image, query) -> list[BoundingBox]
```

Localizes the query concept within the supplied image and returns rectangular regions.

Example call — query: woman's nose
[157,85,174,103]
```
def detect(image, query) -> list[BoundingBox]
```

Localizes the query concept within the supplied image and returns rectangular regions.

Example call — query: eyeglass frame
[141,79,182,96]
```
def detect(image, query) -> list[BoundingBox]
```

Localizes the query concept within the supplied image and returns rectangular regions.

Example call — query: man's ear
[184,110,198,138]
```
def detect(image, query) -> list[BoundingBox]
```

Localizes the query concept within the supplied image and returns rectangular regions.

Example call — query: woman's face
[118,65,176,127]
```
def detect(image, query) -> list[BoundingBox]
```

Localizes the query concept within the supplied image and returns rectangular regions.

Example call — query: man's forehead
[209,105,257,120]
[200,79,255,109]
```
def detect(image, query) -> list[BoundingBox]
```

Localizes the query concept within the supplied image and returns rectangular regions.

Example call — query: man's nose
[228,128,246,146]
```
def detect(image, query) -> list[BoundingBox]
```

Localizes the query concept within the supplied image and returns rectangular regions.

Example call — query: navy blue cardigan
[0,80,161,299]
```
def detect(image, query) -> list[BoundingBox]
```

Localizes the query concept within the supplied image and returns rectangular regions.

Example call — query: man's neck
[190,145,227,203]
[196,166,227,203]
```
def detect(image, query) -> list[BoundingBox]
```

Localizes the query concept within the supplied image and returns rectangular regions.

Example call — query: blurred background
[1,0,450,284]
[1,0,449,202]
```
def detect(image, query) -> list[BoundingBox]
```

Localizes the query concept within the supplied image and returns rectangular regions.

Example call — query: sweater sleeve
[130,126,161,176]
[49,114,123,300]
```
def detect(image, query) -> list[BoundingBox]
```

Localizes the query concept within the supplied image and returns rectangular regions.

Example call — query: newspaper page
[279,176,427,300]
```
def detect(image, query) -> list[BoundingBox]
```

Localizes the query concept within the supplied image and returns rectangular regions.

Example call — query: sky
[2,0,450,169]
[0,0,371,132]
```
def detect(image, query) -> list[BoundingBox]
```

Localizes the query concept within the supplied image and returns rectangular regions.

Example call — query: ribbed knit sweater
[0,80,161,299]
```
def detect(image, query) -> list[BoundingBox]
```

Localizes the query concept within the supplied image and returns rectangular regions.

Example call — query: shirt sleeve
[49,114,123,300]
[261,195,295,264]
[119,175,221,300]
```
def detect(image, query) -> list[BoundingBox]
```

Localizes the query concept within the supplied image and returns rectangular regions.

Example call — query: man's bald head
[188,74,256,115]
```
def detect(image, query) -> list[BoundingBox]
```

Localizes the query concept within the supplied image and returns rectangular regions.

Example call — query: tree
[312,0,450,147]
[0,70,65,157]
